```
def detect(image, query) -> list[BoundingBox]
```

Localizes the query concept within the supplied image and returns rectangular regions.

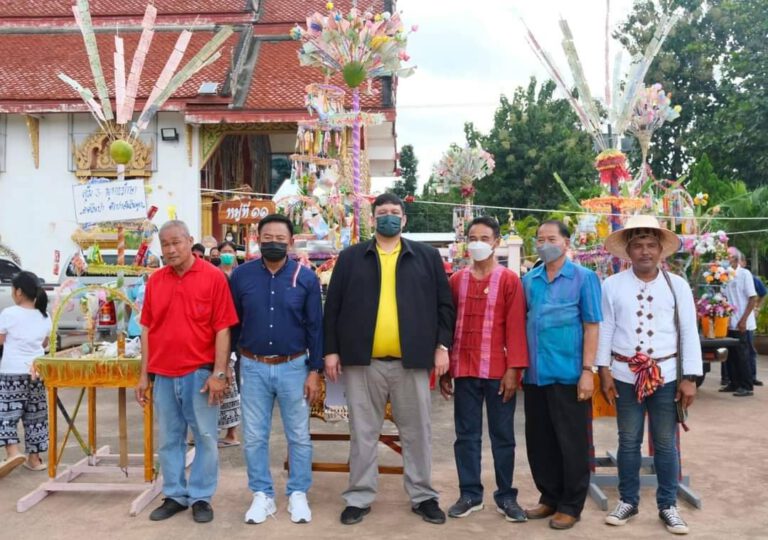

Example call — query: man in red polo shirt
[439,216,529,523]
[135,220,238,524]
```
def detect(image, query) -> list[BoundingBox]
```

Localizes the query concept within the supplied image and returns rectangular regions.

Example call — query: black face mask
[209,257,221,266]
[260,242,288,262]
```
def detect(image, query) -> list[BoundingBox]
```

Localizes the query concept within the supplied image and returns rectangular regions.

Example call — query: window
[270,154,292,193]
[0,258,20,283]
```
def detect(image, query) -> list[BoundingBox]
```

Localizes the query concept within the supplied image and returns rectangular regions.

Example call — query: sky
[373,0,636,192]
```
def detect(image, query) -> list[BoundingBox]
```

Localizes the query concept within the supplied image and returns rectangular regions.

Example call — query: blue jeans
[615,380,679,509]
[240,355,312,497]
[153,368,220,506]
[453,377,518,505]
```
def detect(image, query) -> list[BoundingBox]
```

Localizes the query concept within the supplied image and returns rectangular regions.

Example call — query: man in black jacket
[324,193,455,526]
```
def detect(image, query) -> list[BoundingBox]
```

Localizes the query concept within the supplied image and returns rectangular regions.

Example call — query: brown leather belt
[239,348,305,365]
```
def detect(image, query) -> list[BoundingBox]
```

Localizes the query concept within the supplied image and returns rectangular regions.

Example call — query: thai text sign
[218,199,276,224]
[73,179,148,223]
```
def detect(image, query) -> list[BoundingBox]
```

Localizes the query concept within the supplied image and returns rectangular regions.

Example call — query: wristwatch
[681,375,698,383]
[215,371,227,380]
[312,368,323,375]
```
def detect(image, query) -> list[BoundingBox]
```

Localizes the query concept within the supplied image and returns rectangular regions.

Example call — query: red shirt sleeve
[140,277,153,328]
[210,271,239,332]
[504,270,529,369]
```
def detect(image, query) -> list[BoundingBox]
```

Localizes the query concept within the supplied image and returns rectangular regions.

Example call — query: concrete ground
[2,359,767,540]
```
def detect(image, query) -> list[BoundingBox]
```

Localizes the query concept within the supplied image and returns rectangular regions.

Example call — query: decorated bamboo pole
[115,270,126,358]
[351,88,361,243]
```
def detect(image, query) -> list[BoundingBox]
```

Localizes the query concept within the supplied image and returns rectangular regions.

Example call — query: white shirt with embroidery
[596,269,703,385]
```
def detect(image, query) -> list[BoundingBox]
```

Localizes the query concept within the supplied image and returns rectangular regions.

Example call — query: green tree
[617,0,724,180]
[404,177,459,232]
[717,187,768,275]
[390,144,418,199]
[685,154,745,207]
[465,78,599,223]
[697,0,768,189]
[619,1,768,189]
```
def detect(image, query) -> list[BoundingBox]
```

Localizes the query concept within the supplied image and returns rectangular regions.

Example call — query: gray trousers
[343,361,438,507]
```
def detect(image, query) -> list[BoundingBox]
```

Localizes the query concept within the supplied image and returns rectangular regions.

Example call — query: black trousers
[523,383,591,518]
[726,330,754,391]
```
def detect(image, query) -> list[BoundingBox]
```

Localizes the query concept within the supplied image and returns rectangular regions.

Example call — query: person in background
[218,241,239,278]
[0,271,52,478]
[440,216,528,523]
[192,243,206,259]
[209,247,221,267]
[215,240,241,448]
[721,248,757,397]
[739,256,765,386]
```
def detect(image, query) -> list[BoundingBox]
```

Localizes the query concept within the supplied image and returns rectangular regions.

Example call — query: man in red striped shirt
[439,216,529,523]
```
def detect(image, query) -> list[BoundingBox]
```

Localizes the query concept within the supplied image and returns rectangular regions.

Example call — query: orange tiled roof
[0,0,250,18]
[245,40,385,111]
[259,0,384,25]
[0,31,239,109]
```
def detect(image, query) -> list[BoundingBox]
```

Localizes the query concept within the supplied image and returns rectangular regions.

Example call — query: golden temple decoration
[73,128,153,178]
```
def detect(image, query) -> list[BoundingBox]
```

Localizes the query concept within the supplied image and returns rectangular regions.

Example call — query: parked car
[0,256,68,348]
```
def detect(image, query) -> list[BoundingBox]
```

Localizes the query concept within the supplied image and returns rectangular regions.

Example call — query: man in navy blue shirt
[230,214,323,525]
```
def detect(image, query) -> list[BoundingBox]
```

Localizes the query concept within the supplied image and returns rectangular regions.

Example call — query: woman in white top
[0,271,52,477]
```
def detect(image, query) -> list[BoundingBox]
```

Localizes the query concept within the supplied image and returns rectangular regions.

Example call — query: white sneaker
[287,491,312,524]
[245,491,276,524]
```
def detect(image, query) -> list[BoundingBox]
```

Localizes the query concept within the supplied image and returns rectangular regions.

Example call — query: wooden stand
[17,382,161,515]
[17,351,172,516]
[588,417,702,510]
[285,432,404,474]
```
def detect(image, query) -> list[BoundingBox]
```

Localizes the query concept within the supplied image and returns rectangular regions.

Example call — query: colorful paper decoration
[292,6,416,239]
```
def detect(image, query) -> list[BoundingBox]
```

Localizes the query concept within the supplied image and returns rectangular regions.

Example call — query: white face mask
[468,241,494,262]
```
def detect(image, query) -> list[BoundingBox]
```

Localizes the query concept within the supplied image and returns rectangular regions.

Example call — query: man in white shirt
[721,248,757,396]
[596,215,702,535]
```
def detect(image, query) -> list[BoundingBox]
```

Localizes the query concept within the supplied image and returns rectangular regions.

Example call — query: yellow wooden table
[16,354,160,516]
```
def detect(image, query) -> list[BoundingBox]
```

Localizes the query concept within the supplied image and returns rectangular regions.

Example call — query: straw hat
[604,215,681,260]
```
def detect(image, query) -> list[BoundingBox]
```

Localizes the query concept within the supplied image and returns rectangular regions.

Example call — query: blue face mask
[376,214,402,237]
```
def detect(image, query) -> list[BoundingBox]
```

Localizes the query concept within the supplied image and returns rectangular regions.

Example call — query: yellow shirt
[371,242,402,358]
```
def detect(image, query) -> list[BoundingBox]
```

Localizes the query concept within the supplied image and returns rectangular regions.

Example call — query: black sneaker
[496,499,527,522]
[753,379,763,386]
[718,384,737,392]
[659,506,689,534]
[447,497,483,518]
[340,506,370,525]
[719,378,731,386]
[412,498,446,524]
[192,501,214,523]
[149,498,188,521]
[605,500,638,526]
[733,388,754,397]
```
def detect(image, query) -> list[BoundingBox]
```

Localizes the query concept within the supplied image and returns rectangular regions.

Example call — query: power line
[198,187,768,234]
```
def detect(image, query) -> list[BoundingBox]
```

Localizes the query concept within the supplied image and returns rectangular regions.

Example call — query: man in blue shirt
[522,220,602,530]
[229,214,323,525]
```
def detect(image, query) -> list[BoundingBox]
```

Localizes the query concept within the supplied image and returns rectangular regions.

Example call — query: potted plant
[697,292,734,338]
